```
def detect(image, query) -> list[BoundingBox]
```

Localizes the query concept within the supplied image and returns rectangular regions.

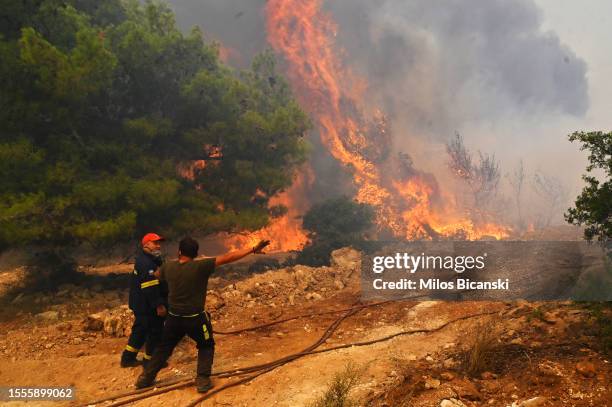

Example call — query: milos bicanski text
[370,253,509,291]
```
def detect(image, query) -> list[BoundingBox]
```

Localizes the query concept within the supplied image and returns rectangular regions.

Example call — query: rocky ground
[0,248,609,407]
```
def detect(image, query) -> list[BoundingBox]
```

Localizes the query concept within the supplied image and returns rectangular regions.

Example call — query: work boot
[120,352,141,368]
[195,376,213,393]
[135,372,156,389]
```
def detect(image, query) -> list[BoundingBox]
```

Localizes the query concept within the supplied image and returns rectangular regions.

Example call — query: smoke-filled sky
[168,0,611,196]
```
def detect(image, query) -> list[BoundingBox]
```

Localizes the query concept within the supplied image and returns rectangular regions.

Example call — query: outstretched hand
[252,239,270,254]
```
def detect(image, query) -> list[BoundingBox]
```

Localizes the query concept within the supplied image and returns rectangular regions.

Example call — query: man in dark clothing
[121,233,169,367]
[135,236,270,392]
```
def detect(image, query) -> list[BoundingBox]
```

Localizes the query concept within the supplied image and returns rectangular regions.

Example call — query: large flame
[266,0,509,241]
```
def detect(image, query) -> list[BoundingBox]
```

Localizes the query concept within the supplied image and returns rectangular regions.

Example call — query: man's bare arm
[214,240,270,267]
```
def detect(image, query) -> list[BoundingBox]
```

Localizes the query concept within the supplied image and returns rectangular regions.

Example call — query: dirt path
[0,248,609,406]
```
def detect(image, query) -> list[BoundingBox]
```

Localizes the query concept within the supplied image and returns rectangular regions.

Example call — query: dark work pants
[123,313,164,361]
[143,312,215,378]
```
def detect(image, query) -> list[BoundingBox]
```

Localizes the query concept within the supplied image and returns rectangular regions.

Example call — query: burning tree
[267,1,510,242]
[0,1,309,284]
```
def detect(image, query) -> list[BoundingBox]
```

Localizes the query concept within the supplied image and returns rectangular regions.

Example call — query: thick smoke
[167,0,267,67]
[170,0,588,128]
[326,0,588,137]
[168,0,591,224]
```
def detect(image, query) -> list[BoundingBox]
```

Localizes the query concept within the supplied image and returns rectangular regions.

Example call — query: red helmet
[141,233,165,246]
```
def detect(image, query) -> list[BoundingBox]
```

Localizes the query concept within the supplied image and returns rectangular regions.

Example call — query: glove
[252,239,270,254]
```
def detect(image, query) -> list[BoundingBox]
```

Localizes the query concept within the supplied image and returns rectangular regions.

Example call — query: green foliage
[565,131,612,243]
[0,0,310,253]
[296,197,374,266]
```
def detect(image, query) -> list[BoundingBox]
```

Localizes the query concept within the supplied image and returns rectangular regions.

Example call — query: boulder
[83,307,132,337]
[330,247,361,273]
[451,378,481,400]
[84,312,106,331]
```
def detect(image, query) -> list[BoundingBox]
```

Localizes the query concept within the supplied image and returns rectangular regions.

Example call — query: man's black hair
[179,236,199,258]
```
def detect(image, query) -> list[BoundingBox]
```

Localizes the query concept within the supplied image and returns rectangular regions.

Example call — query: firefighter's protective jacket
[129,250,168,314]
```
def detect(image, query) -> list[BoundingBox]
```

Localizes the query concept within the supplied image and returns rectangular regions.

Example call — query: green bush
[296,197,374,266]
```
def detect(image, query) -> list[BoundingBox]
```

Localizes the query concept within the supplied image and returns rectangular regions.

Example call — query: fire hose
[81,298,504,407]
[82,301,380,407]
[185,308,502,407]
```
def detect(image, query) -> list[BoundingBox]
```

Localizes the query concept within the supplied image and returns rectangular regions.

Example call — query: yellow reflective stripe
[202,324,210,340]
[140,279,160,289]
[168,311,200,317]
[143,353,152,360]
[125,345,138,353]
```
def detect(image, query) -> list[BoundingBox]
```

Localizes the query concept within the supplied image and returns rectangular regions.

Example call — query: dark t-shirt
[159,257,216,315]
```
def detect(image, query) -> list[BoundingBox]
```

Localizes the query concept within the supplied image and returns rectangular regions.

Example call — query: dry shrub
[462,318,500,376]
[308,362,362,407]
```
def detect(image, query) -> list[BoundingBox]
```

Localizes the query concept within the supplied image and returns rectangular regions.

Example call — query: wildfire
[177,160,207,182]
[223,166,314,252]
[266,0,510,242]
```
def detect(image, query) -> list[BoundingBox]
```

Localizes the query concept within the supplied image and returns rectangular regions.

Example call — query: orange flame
[223,165,314,252]
[177,160,207,181]
[266,0,510,241]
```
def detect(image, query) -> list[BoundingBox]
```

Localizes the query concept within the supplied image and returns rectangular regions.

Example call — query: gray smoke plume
[325,0,588,139]
[168,0,591,224]
[167,0,267,67]
[169,0,588,129]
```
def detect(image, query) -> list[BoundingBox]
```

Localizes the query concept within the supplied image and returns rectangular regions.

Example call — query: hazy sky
[534,0,612,131]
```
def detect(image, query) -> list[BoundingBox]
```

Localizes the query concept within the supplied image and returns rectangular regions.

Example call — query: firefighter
[135,236,270,392]
[120,233,169,367]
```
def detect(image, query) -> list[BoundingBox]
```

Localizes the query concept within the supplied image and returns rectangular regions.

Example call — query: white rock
[305,292,323,301]
[440,399,467,407]
[330,247,361,272]
[519,397,547,407]
[83,307,132,337]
